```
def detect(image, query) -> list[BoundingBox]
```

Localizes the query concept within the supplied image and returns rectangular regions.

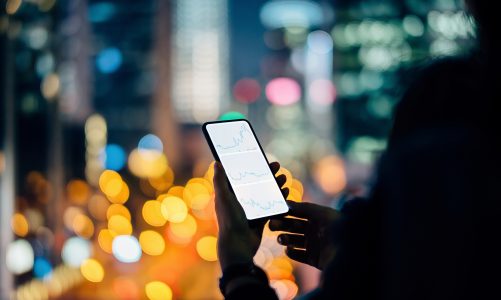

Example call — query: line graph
[235,180,288,219]
[229,170,268,181]
[241,198,286,211]
[210,123,259,154]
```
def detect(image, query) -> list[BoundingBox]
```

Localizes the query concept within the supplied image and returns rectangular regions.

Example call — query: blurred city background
[0,0,473,299]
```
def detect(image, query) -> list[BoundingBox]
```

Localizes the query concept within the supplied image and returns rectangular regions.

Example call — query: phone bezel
[202,119,289,222]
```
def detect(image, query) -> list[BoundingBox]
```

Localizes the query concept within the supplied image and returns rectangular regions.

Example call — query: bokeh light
[41,73,60,100]
[145,281,172,300]
[196,236,218,262]
[112,235,142,263]
[72,213,95,239]
[101,144,127,171]
[148,167,174,192]
[139,230,165,256]
[142,200,167,227]
[6,239,34,274]
[138,134,163,153]
[107,204,131,221]
[168,214,197,242]
[34,257,52,279]
[96,47,122,73]
[160,195,188,223]
[80,259,105,283]
[66,179,91,205]
[309,79,337,104]
[313,155,347,195]
[233,78,261,103]
[108,215,133,235]
[265,78,301,106]
[11,213,29,237]
[113,277,139,300]
[98,229,115,254]
[61,237,91,267]
[128,148,168,178]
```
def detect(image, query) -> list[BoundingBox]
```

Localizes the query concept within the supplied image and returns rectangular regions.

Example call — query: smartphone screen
[203,120,289,220]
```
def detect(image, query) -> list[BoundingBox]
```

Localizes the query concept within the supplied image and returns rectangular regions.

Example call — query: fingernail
[278,236,282,243]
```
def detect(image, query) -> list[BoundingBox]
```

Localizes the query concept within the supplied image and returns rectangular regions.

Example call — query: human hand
[213,161,288,270]
[269,200,339,270]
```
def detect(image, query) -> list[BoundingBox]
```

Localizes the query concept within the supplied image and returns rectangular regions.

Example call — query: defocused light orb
[66,179,90,205]
[403,15,424,37]
[183,181,211,210]
[148,167,174,192]
[260,0,324,29]
[6,0,22,15]
[72,214,95,239]
[61,237,91,267]
[112,235,142,263]
[88,2,116,23]
[138,134,163,153]
[307,30,333,54]
[107,182,130,204]
[196,236,218,262]
[291,179,304,196]
[6,239,34,274]
[204,161,216,182]
[34,257,52,279]
[108,215,132,235]
[309,79,337,105]
[266,78,301,106]
[102,144,126,171]
[11,213,29,237]
[169,214,197,240]
[142,200,166,227]
[99,170,122,195]
[96,47,122,73]
[80,259,104,283]
[113,277,139,300]
[98,229,115,254]
[88,194,109,221]
[160,195,188,223]
[313,155,346,195]
[63,206,84,230]
[288,188,302,202]
[145,281,172,300]
[218,111,246,121]
[233,78,261,103]
[139,230,165,256]
[167,186,184,198]
[41,73,60,100]
[107,204,131,221]
[128,149,167,178]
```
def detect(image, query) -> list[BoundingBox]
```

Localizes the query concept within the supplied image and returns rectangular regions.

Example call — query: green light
[218,111,247,121]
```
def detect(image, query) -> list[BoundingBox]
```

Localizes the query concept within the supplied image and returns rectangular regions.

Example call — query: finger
[281,187,289,199]
[269,218,308,234]
[275,174,287,188]
[270,162,281,175]
[278,234,306,248]
[286,200,326,219]
[285,247,308,264]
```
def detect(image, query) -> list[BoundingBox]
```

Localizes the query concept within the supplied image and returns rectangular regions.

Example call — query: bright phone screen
[205,120,289,220]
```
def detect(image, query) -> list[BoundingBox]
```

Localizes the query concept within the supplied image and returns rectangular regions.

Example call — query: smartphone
[202,119,289,221]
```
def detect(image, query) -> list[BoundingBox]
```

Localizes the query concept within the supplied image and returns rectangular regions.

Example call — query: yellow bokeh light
[108,215,132,235]
[11,213,29,237]
[128,149,168,178]
[276,168,293,189]
[98,229,114,253]
[148,167,174,192]
[107,182,129,204]
[160,196,188,223]
[203,161,216,182]
[291,179,304,196]
[41,73,60,100]
[80,259,104,283]
[6,0,22,15]
[142,200,166,227]
[99,170,122,194]
[106,204,131,221]
[184,181,210,210]
[72,214,94,239]
[66,179,90,205]
[145,281,172,300]
[167,186,184,198]
[288,188,302,202]
[169,214,197,240]
[313,155,346,195]
[63,206,84,230]
[196,236,218,262]
[139,230,165,256]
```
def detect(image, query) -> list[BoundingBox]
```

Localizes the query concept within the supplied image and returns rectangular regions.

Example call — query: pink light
[265,77,301,106]
[308,79,337,105]
[233,78,261,104]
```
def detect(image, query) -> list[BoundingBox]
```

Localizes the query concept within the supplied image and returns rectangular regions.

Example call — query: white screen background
[206,121,289,219]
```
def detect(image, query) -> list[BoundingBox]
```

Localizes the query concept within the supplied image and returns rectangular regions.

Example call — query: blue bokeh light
[34,257,52,279]
[100,144,126,171]
[138,134,163,152]
[88,2,116,23]
[96,47,122,74]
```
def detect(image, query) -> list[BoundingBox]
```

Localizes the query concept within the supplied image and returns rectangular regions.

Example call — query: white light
[6,239,34,274]
[307,31,333,54]
[112,235,142,263]
[61,237,91,267]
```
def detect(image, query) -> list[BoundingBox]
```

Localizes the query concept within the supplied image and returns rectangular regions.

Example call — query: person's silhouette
[213,1,500,299]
